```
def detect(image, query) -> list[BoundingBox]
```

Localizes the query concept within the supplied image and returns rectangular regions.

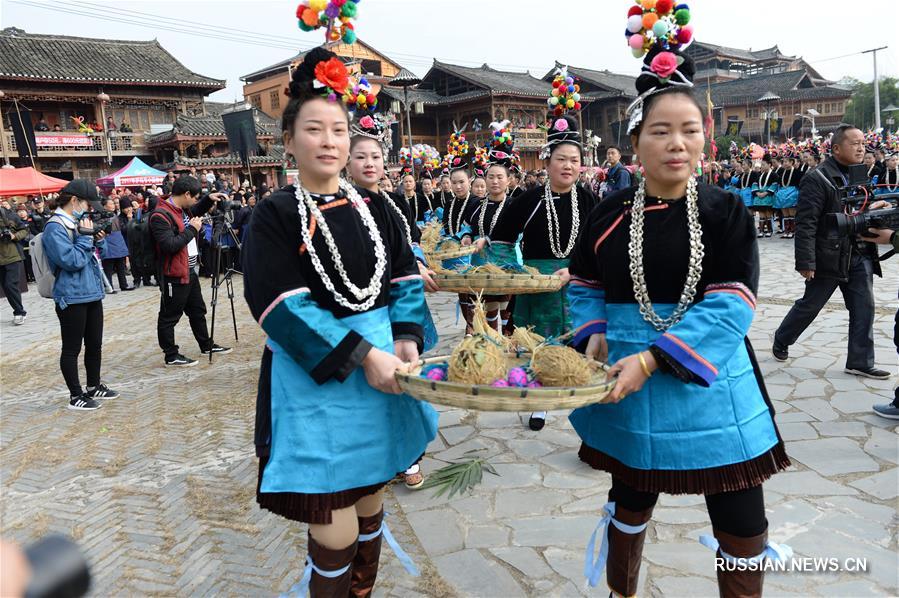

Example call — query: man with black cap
[0,200,30,325]
[150,175,230,367]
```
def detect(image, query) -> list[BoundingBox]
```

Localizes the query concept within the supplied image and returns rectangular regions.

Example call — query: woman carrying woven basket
[566,8,791,597]
[242,48,437,597]
[463,120,518,335]
[443,143,479,333]
[346,103,440,492]
[487,99,598,431]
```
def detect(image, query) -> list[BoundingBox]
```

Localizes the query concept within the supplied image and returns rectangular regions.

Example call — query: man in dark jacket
[0,206,29,324]
[773,125,888,379]
[150,175,230,367]
[603,145,632,198]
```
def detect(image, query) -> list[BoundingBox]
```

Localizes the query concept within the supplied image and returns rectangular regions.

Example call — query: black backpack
[127,209,175,278]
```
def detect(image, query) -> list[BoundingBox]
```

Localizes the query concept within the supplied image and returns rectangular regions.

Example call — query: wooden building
[241,39,402,121]
[380,60,565,172]
[146,103,286,188]
[686,41,827,84]
[0,27,224,180]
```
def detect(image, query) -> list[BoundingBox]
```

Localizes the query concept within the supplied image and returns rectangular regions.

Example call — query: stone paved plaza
[1,238,896,597]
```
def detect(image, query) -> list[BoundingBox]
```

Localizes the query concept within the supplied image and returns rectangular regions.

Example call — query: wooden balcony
[1,131,147,159]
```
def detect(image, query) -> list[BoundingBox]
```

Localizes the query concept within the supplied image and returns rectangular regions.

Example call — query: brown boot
[606,505,654,597]
[350,509,384,598]
[713,528,768,598]
[307,534,356,597]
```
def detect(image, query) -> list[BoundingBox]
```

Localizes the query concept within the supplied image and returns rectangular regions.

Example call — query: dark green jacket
[0,208,28,266]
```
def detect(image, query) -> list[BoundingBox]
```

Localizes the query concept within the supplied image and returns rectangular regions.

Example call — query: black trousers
[102,257,130,290]
[23,249,35,282]
[55,300,103,396]
[774,253,875,370]
[610,477,767,538]
[0,261,25,316]
[157,271,211,358]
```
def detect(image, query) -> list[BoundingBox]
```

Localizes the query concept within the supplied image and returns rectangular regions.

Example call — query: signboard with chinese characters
[35,134,94,147]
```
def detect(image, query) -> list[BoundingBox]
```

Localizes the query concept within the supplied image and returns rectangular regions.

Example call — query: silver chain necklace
[447,193,469,236]
[543,182,579,259]
[628,177,705,331]
[477,195,507,238]
[295,178,387,312]
[382,191,413,247]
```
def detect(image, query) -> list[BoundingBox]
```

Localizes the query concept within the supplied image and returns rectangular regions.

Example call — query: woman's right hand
[362,348,404,395]
[79,217,94,232]
[585,333,608,363]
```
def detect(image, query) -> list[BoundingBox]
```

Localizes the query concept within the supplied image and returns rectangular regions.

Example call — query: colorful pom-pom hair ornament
[346,76,389,145]
[296,0,361,44]
[546,65,582,118]
[624,1,696,134]
[486,120,516,168]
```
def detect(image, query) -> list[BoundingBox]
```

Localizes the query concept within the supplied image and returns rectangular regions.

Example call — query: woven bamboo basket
[433,272,564,295]
[424,245,479,263]
[397,352,614,411]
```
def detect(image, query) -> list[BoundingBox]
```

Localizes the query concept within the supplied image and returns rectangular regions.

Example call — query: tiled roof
[549,62,636,96]
[688,41,795,63]
[703,70,851,105]
[427,61,551,97]
[145,109,276,145]
[241,39,406,83]
[0,27,224,89]
[379,86,488,106]
[155,145,285,169]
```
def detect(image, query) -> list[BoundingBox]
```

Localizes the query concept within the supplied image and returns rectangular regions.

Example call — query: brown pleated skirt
[256,453,391,524]
[578,441,791,495]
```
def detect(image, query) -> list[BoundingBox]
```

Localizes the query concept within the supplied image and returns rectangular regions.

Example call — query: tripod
[208,217,242,363]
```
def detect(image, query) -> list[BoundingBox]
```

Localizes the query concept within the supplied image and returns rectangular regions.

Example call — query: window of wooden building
[269,90,280,110]
[250,94,262,110]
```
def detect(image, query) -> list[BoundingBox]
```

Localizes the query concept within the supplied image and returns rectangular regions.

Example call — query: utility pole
[862,46,888,130]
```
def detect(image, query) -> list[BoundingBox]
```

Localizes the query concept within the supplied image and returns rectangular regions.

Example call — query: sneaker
[122,286,137,292]
[872,401,899,420]
[165,354,198,367]
[772,342,789,362]
[86,384,119,400]
[201,344,232,355]
[107,289,118,295]
[528,411,547,431]
[12,314,25,325]
[68,394,102,411]
[845,367,891,380]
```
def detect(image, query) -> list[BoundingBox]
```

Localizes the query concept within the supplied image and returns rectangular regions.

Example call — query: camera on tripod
[210,200,244,222]
[825,164,899,238]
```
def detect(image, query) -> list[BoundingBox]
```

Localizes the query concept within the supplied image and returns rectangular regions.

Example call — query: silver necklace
[543,182,579,259]
[782,168,794,187]
[382,191,413,247]
[447,193,469,236]
[295,178,387,312]
[628,177,705,331]
[477,195,506,238]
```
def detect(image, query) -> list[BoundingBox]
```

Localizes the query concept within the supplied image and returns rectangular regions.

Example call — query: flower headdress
[286,48,351,103]
[296,0,360,44]
[447,123,470,173]
[624,1,696,134]
[487,120,516,169]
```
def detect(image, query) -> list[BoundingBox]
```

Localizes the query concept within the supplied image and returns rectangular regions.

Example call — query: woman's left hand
[552,267,571,285]
[394,339,420,364]
[604,351,657,403]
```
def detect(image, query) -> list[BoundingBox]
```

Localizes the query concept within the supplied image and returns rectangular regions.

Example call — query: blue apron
[569,303,779,472]
[262,307,439,494]
[774,186,798,209]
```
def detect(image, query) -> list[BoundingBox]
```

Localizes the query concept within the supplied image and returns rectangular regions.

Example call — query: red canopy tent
[0,167,68,197]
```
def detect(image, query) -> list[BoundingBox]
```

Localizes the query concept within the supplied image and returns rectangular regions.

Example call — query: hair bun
[287,47,340,99]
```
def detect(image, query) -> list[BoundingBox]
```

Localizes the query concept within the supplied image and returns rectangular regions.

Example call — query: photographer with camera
[0,203,29,325]
[773,125,889,379]
[150,175,230,367]
[41,180,119,410]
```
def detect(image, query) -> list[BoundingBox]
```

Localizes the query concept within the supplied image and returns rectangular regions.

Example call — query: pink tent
[96,157,166,188]
[0,167,68,197]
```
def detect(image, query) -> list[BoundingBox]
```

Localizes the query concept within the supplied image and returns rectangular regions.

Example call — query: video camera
[0,227,15,242]
[77,210,116,237]
[826,163,899,238]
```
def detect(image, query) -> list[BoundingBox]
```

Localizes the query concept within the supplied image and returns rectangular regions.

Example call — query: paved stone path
[1,237,896,597]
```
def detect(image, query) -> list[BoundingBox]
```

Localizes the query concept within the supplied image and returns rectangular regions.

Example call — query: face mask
[72,209,84,219]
